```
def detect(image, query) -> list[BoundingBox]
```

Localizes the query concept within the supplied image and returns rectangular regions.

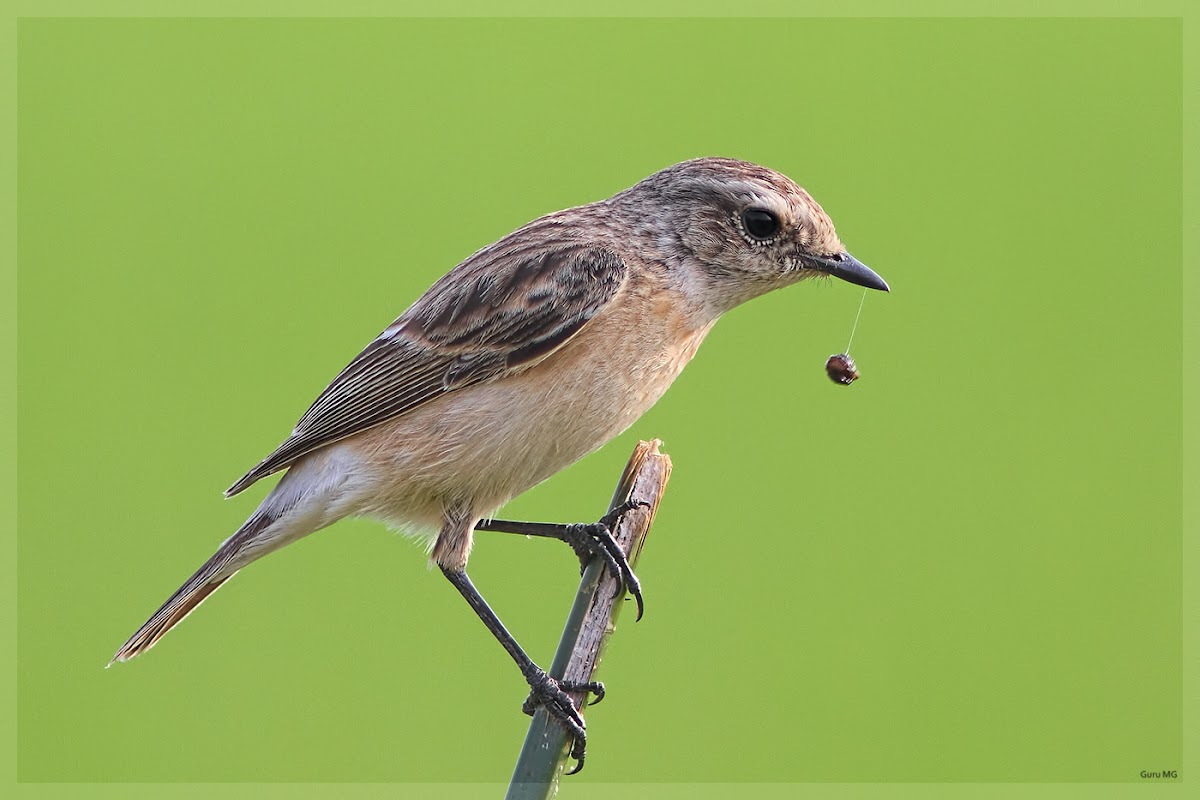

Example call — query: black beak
[811,252,890,292]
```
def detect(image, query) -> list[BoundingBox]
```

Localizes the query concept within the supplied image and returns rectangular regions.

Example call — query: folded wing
[226,241,627,497]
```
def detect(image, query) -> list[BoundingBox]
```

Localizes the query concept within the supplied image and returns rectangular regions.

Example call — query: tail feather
[109,569,236,664]
[109,510,282,665]
[110,452,351,666]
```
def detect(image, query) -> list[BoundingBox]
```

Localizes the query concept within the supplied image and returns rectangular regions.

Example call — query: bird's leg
[440,567,603,774]
[474,499,648,620]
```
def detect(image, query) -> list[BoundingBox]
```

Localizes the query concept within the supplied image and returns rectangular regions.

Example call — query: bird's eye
[741,208,779,242]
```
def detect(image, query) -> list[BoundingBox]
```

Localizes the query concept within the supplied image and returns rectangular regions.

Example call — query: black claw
[625,570,645,622]
[523,678,605,714]
[475,500,651,622]
[599,498,650,531]
[563,523,622,582]
[598,523,645,620]
[561,679,605,707]
[523,669,592,774]
[562,500,649,621]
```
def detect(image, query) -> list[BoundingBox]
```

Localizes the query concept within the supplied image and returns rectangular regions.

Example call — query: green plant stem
[505,440,672,800]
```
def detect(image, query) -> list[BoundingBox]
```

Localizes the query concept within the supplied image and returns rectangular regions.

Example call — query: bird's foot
[562,499,649,620]
[522,669,605,774]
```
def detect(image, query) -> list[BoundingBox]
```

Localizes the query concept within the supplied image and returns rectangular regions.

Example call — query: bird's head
[613,157,889,314]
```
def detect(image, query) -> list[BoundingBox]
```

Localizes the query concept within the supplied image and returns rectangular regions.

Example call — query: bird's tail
[109,448,359,665]
[108,510,282,665]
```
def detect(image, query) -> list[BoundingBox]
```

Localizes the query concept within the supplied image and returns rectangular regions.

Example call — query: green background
[16,16,1181,785]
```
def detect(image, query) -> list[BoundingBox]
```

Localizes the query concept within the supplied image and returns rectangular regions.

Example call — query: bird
[110,156,889,771]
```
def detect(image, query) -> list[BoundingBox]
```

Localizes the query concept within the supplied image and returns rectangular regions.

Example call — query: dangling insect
[825,353,859,385]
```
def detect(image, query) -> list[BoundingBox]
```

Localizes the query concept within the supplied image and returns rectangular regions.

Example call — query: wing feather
[225,241,626,497]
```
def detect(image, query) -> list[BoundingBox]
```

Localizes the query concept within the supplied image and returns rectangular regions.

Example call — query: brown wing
[225,242,626,497]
